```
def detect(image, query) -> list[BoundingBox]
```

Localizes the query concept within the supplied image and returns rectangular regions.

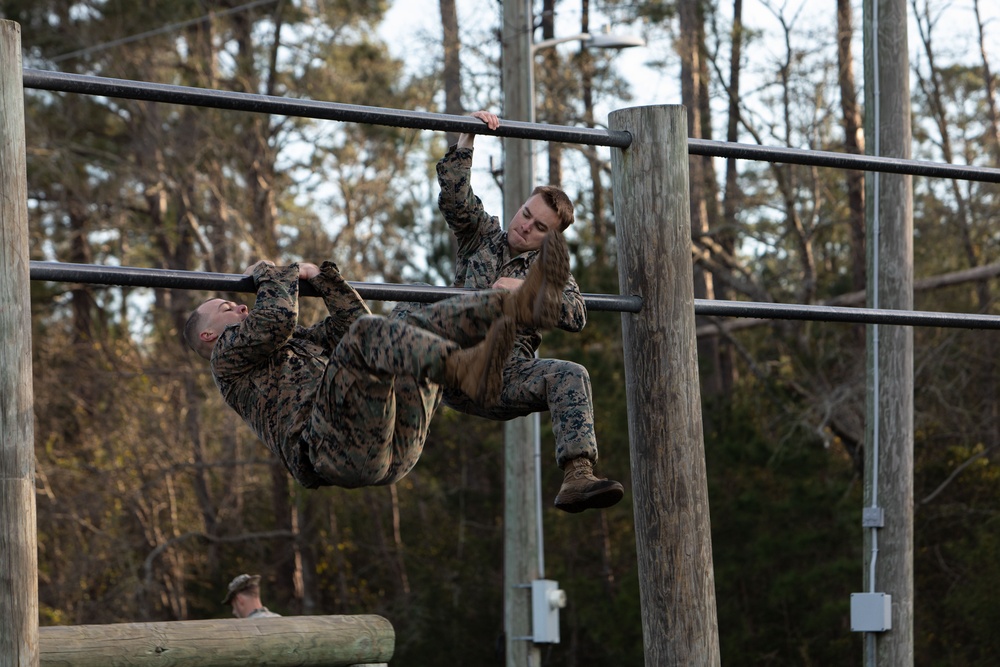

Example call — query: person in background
[223,573,281,618]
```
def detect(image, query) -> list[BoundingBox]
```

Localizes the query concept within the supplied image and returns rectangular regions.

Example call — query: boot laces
[566,458,599,482]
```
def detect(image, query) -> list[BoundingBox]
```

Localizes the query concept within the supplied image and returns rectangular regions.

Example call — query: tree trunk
[295,493,320,615]
[718,0,745,398]
[678,0,724,399]
[542,0,563,187]
[580,0,607,261]
[837,0,866,293]
[439,0,463,147]
[232,8,279,258]
[269,462,298,610]
[389,484,410,595]
[974,0,1000,162]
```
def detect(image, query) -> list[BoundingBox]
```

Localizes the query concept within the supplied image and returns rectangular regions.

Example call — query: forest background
[2,0,999,664]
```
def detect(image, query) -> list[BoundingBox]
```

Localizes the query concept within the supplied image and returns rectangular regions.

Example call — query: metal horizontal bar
[28,261,643,313]
[21,69,632,149]
[24,70,1000,181]
[30,261,1000,327]
[695,299,1000,330]
[689,138,1000,184]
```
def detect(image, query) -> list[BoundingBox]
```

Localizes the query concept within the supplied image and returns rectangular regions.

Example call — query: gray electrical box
[851,593,892,632]
[531,579,567,643]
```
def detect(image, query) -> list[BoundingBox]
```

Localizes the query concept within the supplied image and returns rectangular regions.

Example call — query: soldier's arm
[494,268,587,332]
[299,261,372,345]
[437,144,495,246]
[211,263,300,379]
[557,274,587,333]
[457,110,499,149]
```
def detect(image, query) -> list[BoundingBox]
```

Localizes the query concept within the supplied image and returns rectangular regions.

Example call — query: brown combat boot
[554,457,624,513]
[444,316,515,407]
[504,229,570,329]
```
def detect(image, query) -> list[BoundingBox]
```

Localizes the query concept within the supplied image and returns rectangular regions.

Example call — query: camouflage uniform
[435,145,599,468]
[211,260,509,489]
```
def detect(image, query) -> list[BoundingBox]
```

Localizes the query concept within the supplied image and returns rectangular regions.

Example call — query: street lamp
[532,27,645,54]
[528,25,645,168]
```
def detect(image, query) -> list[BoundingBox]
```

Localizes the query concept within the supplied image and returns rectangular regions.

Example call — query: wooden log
[0,18,39,667]
[39,615,394,667]
[609,105,721,666]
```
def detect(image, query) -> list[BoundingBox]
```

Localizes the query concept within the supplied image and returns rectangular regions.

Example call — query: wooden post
[863,0,914,664]
[0,19,39,667]
[38,615,394,667]
[609,105,720,666]
[501,0,541,666]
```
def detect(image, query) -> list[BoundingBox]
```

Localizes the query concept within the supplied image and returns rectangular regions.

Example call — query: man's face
[199,298,249,335]
[506,194,559,254]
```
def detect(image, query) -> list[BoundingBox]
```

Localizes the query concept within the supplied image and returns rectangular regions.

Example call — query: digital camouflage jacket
[210,262,370,488]
[436,144,586,359]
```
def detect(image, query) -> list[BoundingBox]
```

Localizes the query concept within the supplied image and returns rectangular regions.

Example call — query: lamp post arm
[531,33,591,53]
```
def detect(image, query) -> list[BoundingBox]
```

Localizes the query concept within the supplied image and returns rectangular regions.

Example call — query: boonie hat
[222,573,260,604]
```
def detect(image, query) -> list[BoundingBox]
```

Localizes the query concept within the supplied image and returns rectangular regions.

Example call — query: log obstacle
[38,615,394,667]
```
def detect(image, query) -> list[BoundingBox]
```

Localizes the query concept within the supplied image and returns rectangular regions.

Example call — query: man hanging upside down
[183,231,568,490]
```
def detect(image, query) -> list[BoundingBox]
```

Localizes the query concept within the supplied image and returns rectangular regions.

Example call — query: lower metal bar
[29,261,1000,327]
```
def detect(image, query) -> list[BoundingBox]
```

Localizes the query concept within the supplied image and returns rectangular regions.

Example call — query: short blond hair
[183,303,212,359]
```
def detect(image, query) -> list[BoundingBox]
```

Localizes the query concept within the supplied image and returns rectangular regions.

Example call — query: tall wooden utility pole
[863,0,914,665]
[1,18,40,667]
[609,105,720,667]
[501,1,540,666]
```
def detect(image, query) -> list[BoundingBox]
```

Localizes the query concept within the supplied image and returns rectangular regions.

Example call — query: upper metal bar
[690,138,1000,184]
[21,68,632,148]
[23,69,1000,181]
[30,261,1000,328]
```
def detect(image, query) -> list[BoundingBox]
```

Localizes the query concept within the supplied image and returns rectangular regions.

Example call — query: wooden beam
[863,0,914,664]
[0,18,39,667]
[39,615,394,667]
[610,105,720,665]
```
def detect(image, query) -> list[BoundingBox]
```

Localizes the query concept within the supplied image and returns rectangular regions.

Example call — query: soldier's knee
[350,314,383,337]
[561,360,589,381]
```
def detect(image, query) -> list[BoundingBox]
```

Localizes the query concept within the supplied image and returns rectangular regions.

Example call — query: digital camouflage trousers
[303,290,508,488]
